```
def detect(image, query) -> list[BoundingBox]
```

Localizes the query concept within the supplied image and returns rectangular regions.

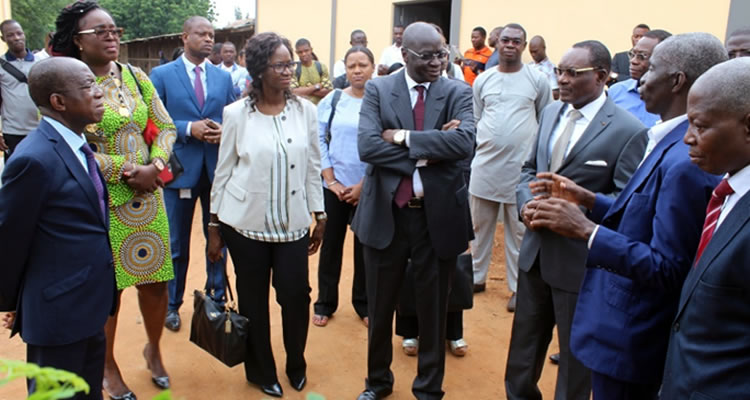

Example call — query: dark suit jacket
[150,58,236,188]
[569,121,721,383]
[0,119,116,346]
[516,97,646,292]
[660,189,750,399]
[611,51,631,83]
[351,70,475,259]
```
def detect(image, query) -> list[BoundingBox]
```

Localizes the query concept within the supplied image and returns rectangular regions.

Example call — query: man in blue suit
[0,57,116,399]
[527,33,727,399]
[150,16,236,331]
[660,57,750,400]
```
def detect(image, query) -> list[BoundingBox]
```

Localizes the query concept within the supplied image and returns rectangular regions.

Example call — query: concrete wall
[0,0,11,53]
[255,0,334,65]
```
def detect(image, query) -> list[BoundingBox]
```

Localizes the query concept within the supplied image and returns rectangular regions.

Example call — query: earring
[79,47,83,51]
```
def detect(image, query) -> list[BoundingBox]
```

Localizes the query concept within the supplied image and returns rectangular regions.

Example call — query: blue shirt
[485,49,499,70]
[44,116,88,173]
[317,90,367,188]
[608,79,660,128]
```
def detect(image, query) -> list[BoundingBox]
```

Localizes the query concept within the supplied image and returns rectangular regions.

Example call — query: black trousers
[505,258,591,400]
[395,311,463,341]
[364,206,455,400]
[26,331,106,400]
[314,188,367,318]
[221,225,311,385]
[591,371,659,400]
[3,133,26,163]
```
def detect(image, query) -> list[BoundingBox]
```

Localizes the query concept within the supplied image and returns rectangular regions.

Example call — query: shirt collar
[726,162,750,200]
[182,54,207,72]
[624,78,639,93]
[647,114,686,146]
[5,49,34,61]
[565,90,607,122]
[43,116,86,147]
[404,70,431,92]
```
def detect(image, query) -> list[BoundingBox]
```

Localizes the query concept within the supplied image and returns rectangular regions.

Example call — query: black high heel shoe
[143,345,170,390]
[290,375,307,391]
[260,382,283,397]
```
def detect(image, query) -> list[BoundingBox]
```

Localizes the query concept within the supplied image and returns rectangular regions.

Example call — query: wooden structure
[121,19,254,74]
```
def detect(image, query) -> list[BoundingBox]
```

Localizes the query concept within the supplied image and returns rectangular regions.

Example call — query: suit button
[287,138,292,143]
[281,116,287,121]
[673,322,680,332]
[290,164,295,169]
[291,190,296,195]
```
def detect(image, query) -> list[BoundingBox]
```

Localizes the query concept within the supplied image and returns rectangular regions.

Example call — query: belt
[407,197,424,208]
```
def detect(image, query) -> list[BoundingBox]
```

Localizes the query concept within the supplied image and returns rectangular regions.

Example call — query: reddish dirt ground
[1,210,559,399]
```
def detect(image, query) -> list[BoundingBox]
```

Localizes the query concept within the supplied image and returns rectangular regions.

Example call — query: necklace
[110,66,131,118]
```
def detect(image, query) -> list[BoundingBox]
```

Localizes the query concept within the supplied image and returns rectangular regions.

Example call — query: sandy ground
[0,208,559,399]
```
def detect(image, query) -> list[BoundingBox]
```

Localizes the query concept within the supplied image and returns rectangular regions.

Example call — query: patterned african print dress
[85,63,176,290]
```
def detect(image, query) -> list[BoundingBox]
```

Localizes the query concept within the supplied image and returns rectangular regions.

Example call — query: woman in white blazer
[207,32,325,398]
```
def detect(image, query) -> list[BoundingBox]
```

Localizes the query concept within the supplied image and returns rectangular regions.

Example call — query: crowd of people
[0,2,750,399]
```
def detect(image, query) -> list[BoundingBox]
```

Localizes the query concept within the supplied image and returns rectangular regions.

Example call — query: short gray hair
[654,32,728,85]
[693,57,750,115]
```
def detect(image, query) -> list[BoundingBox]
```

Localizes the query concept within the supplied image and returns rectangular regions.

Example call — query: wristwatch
[393,129,407,146]
[314,83,321,90]
[152,158,166,172]
[315,212,328,222]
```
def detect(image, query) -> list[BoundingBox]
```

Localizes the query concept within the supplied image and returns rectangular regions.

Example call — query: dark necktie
[694,179,734,265]
[194,66,205,109]
[80,143,107,219]
[394,85,425,208]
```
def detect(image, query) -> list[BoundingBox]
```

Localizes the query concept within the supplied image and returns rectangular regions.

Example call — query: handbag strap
[220,262,236,305]
[0,58,28,83]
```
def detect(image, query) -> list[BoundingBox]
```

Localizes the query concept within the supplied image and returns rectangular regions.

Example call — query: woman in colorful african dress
[53,2,176,399]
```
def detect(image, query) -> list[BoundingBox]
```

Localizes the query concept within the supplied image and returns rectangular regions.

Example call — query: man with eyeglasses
[505,40,645,400]
[461,26,493,86]
[353,21,475,400]
[611,23,650,84]
[726,27,750,59]
[469,24,551,314]
[608,30,672,128]
[150,16,236,333]
[0,20,42,164]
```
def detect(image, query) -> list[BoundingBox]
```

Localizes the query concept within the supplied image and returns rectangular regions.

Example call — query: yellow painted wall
[0,0,10,53]
[335,1,395,63]
[255,0,333,64]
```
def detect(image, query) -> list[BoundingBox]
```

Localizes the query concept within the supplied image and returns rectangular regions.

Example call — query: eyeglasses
[77,27,124,39]
[405,48,449,62]
[728,48,750,58]
[499,37,523,46]
[268,61,298,73]
[627,50,650,61]
[554,67,600,77]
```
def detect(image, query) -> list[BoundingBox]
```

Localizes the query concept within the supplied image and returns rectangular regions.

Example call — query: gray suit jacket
[352,70,475,259]
[516,96,646,292]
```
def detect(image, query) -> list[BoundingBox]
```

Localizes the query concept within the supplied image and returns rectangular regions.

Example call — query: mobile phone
[205,119,220,129]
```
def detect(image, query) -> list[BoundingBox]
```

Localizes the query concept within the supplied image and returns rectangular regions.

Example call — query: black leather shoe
[507,292,517,312]
[107,391,137,400]
[473,283,486,293]
[260,382,283,398]
[290,375,306,391]
[164,310,180,332]
[549,352,560,364]
[357,390,378,400]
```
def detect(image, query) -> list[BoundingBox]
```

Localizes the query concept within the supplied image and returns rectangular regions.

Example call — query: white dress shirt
[717,164,750,229]
[548,91,607,158]
[379,43,404,68]
[403,71,432,198]
[640,115,687,165]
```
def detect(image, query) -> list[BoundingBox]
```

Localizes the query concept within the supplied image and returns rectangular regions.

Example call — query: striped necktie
[694,179,733,265]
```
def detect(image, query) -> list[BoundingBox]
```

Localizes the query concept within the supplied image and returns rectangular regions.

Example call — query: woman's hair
[244,32,298,112]
[344,45,374,66]
[51,0,103,59]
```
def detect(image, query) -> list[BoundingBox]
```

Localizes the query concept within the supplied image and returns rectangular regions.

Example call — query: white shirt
[640,114,687,165]
[716,164,750,229]
[548,91,607,158]
[529,58,559,90]
[333,59,346,78]
[403,71,432,198]
[379,43,404,68]
[44,116,88,172]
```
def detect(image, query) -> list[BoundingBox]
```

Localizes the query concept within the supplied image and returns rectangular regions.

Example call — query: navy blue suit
[0,119,116,399]
[661,189,750,399]
[150,58,236,311]
[569,120,720,398]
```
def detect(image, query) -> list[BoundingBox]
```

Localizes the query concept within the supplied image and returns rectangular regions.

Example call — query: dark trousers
[314,188,367,318]
[364,206,455,400]
[395,311,463,341]
[221,224,311,385]
[26,331,106,400]
[164,166,226,311]
[3,133,26,163]
[591,371,659,400]
[505,259,591,400]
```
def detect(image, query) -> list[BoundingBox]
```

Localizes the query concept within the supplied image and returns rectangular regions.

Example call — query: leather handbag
[189,268,249,367]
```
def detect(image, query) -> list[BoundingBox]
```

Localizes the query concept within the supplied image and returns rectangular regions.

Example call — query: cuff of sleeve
[587,224,600,249]
[186,122,192,138]
[405,130,411,147]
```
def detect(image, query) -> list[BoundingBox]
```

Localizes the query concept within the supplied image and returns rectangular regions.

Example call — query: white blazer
[210,97,324,232]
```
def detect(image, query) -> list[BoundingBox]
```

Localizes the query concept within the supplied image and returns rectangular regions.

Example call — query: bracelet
[326,180,339,186]
[207,222,221,228]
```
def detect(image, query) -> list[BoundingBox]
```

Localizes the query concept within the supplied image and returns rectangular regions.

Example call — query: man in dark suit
[352,22,475,400]
[610,23,650,84]
[505,40,645,400]
[660,57,750,399]
[150,16,236,331]
[526,33,728,400]
[0,57,116,399]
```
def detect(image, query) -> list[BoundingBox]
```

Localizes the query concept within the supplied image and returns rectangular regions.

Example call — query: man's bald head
[529,35,548,63]
[529,36,545,48]
[28,57,82,109]
[692,57,750,116]
[183,16,210,33]
[402,22,442,50]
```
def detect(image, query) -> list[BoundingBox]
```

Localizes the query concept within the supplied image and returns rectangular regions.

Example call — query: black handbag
[189,267,249,367]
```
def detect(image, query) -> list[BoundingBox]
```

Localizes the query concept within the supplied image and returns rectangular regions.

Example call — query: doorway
[393,0,453,41]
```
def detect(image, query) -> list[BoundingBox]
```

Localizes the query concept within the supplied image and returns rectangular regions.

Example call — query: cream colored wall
[255,0,333,66]
[458,0,732,65]
[334,1,395,63]
[0,0,10,53]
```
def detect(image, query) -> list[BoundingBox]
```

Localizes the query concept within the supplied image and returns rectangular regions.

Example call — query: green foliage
[98,0,216,40]
[0,359,89,399]
[306,393,326,400]
[9,0,69,50]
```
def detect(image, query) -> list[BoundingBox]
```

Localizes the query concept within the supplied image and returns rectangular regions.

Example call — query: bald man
[661,57,750,399]
[726,27,750,58]
[352,21,475,400]
[0,57,116,400]
[528,35,559,99]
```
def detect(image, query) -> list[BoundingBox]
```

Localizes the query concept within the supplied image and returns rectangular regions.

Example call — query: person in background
[611,23,650,83]
[462,26,493,86]
[0,19,41,162]
[528,35,560,100]
[208,42,222,65]
[608,29,671,128]
[333,29,368,79]
[33,32,54,60]
[220,41,249,98]
[313,45,375,328]
[207,32,325,398]
[291,38,332,105]
[171,46,183,61]
[377,25,404,76]
[484,26,503,70]
[725,27,750,58]
[52,2,178,398]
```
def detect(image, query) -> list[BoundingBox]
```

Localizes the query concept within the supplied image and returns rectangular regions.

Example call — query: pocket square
[584,160,608,167]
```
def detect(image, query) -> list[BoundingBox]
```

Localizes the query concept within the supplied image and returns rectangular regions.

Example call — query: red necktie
[394,85,425,208]
[694,179,734,265]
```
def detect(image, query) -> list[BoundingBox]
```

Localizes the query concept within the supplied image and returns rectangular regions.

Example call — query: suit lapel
[559,97,615,171]
[175,58,201,112]
[390,71,415,130]
[539,102,566,172]
[423,78,446,130]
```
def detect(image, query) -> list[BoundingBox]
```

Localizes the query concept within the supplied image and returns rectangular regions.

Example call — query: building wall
[0,0,11,53]
[256,0,334,66]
